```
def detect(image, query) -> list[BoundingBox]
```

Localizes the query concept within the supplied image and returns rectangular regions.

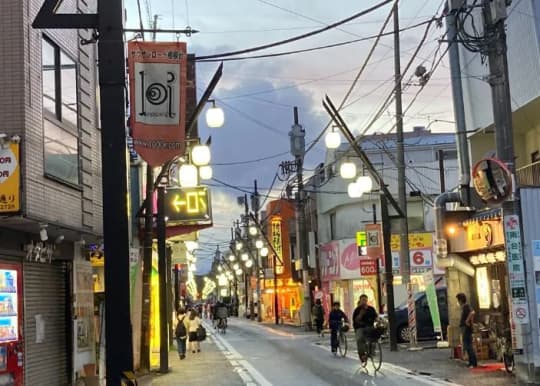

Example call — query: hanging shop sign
[0,143,20,213]
[359,259,377,276]
[271,218,284,275]
[365,224,383,260]
[356,231,367,256]
[504,215,529,325]
[472,158,512,205]
[390,233,434,274]
[164,186,212,224]
[128,41,187,166]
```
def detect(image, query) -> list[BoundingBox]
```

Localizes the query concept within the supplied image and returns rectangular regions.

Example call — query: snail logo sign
[128,41,187,167]
[0,143,20,213]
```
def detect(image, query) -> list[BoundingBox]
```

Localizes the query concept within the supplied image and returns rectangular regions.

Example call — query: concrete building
[440,0,540,382]
[0,0,102,384]
[315,127,459,317]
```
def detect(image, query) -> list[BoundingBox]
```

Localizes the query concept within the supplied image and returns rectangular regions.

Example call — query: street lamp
[255,239,264,249]
[249,225,258,236]
[205,99,225,128]
[179,164,198,187]
[340,160,356,179]
[199,165,213,180]
[191,144,211,166]
[228,254,235,262]
[325,125,341,149]
[245,259,253,268]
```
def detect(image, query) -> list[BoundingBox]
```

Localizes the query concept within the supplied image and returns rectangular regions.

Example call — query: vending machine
[0,264,23,386]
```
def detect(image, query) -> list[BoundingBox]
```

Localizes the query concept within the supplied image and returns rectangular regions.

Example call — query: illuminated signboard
[271,219,284,274]
[164,186,212,224]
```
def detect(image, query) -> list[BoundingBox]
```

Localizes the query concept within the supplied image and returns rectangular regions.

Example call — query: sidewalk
[137,328,244,386]
[261,320,517,386]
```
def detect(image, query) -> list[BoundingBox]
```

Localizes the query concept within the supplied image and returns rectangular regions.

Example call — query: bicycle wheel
[338,332,347,357]
[370,341,382,372]
[503,352,514,373]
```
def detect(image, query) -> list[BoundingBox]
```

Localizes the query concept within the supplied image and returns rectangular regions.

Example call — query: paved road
[211,318,462,386]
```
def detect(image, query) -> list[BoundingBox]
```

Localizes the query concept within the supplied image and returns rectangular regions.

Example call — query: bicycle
[217,317,227,335]
[360,324,385,372]
[495,331,514,373]
[336,324,348,357]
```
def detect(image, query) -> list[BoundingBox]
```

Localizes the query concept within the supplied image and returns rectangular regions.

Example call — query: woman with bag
[175,308,189,360]
[188,309,202,354]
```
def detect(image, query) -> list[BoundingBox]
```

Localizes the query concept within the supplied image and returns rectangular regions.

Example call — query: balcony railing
[516,161,540,187]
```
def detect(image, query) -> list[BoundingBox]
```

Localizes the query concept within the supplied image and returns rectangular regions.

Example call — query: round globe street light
[347,181,363,198]
[235,268,243,276]
[249,225,258,236]
[241,253,249,261]
[260,247,269,257]
[340,161,356,179]
[191,144,211,166]
[356,175,373,193]
[255,239,264,249]
[179,164,198,187]
[206,99,225,128]
[233,263,239,270]
[245,259,253,268]
[228,254,235,262]
[199,165,213,180]
[217,265,223,272]
[235,241,243,251]
[325,126,341,149]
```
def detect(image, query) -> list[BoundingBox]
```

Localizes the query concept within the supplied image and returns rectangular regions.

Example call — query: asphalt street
[210,318,463,386]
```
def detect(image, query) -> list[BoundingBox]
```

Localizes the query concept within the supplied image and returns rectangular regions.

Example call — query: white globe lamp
[340,161,356,179]
[347,182,363,198]
[356,175,373,193]
[255,239,264,249]
[206,100,225,128]
[260,247,269,257]
[179,164,198,187]
[199,165,213,180]
[191,144,211,166]
[241,253,249,261]
[325,127,341,149]
[245,259,253,268]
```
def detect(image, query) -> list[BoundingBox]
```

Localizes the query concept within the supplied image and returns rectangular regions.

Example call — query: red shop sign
[360,259,378,276]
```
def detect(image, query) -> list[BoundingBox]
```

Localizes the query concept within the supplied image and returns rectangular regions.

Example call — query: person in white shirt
[188,309,202,353]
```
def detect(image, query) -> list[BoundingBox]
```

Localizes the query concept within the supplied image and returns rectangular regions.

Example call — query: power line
[195,0,393,60]
[196,18,434,63]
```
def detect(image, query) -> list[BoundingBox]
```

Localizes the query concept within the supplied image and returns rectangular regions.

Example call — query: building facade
[316,128,458,317]
[0,0,102,384]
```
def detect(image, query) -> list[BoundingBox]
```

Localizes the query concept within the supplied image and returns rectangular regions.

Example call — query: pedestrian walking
[456,293,477,368]
[352,294,378,363]
[175,308,189,360]
[312,299,325,336]
[188,308,202,354]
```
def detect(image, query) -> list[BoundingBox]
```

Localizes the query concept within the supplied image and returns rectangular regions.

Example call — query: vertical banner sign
[356,231,367,256]
[128,41,187,166]
[0,143,20,213]
[423,271,442,335]
[504,215,529,325]
[271,218,284,274]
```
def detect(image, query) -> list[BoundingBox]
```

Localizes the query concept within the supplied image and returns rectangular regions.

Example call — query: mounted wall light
[205,99,225,128]
[325,126,341,149]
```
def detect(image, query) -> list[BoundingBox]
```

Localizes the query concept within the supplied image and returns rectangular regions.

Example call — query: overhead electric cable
[196,18,433,62]
[195,0,393,60]
[304,0,398,155]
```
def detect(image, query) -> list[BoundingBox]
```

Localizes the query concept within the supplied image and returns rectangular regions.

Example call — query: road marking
[313,341,462,386]
[205,321,273,386]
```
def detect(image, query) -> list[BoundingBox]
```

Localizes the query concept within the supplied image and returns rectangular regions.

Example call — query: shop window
[44,119,80,186]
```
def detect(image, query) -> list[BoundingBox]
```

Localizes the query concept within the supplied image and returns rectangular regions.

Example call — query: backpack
[175,316,187,339]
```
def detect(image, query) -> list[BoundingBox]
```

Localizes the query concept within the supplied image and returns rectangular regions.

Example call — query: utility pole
[393,3,415,347]
[289,107,311,330]
[252,180,263,322]
[140,165,153,372]
[438,149,446,194]
[381,194,397,351]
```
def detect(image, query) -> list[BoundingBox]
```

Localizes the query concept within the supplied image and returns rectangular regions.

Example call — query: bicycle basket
[340,324,350,333]
[365,326,385,341]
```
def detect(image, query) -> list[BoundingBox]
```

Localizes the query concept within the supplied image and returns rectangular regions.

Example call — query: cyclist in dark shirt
[352,294,378,362]
[328,301,349,353]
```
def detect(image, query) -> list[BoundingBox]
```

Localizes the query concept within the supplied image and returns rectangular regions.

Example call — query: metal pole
[140,165,153,371]
[438,149,446,194]
[97,0,134,382]
[274,254,279,325]
[393,3,415,347]
[157,186,168,373]
[381,194,397,351]
[174,264,179,311]
[167,248,173,347]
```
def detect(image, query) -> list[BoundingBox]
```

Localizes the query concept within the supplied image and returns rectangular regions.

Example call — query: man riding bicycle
[328,301,349,353]
[213,301,228,331]
[352,294,378,363]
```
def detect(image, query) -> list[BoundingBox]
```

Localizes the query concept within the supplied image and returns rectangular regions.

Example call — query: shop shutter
[23,261,69,386]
